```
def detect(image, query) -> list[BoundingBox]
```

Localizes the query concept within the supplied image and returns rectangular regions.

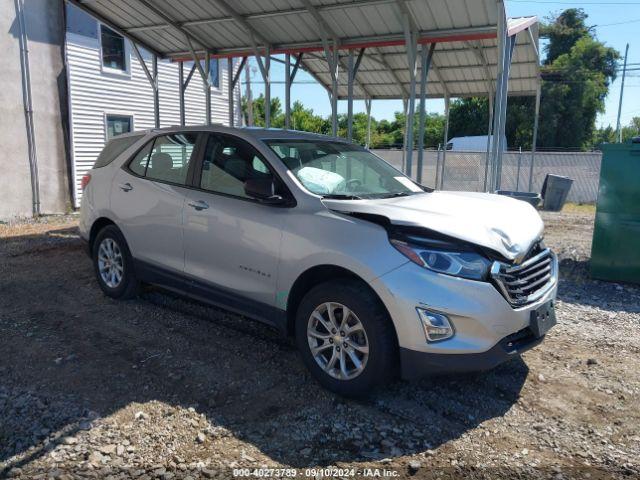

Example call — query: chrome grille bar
[503,263,552,286]
[491,248,557,306]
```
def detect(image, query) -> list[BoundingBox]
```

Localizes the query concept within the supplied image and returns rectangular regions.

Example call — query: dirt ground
[1,211,639,479]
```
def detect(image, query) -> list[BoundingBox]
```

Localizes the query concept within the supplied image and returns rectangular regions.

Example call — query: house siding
[66,31,241,206]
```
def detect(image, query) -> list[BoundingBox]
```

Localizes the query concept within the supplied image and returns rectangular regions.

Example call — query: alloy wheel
[307,302,369,380]
[97,238,124,288]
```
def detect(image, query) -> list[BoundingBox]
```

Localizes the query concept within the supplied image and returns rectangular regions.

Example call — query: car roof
[134,125,350,144]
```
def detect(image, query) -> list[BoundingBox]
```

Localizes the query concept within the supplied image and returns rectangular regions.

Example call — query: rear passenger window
[129,141,152,176]
[146,134,197,184]
[127,133,198,185]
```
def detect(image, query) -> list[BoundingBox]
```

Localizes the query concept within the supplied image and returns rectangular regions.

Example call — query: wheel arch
[285,264,398,346]
[89,217,118,252]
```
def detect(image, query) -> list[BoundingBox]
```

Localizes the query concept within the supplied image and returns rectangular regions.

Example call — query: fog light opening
[416,308,454,342]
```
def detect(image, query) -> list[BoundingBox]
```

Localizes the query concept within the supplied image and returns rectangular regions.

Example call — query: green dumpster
[590,140,640,284]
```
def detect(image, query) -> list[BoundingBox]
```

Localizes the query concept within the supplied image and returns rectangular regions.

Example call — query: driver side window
[199,135,274,199]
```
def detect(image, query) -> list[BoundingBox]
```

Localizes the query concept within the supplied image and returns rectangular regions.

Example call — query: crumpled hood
[322,191,544,261]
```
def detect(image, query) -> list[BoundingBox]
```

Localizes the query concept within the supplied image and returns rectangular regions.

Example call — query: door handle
[188,200,209,211]
[119,182,133,192]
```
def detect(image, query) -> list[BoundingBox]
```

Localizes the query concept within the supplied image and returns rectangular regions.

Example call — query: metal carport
[66,0,540,192]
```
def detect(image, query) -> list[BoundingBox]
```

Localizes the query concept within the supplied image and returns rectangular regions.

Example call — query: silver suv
[80,126,558,396]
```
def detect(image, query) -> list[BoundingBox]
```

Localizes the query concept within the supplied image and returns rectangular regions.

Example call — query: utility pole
[616,43,629,143]
[245,60,254,127]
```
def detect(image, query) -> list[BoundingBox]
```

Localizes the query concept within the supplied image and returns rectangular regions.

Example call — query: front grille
[491,248,557,306]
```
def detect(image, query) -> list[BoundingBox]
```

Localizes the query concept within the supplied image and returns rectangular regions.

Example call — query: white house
[65,4,241,206]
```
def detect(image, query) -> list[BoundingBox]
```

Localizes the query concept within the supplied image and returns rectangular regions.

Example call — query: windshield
[265,139,426,199]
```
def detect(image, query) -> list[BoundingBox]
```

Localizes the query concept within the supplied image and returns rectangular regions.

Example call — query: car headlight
[390,238,491,280]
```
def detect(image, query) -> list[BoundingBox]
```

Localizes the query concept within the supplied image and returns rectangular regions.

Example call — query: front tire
[92,225,139,299]
[295,279,397,397]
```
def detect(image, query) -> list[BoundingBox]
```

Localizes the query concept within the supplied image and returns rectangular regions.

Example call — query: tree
[448,97,490,139]
[240,95,447,150]
[373,110,445,149]
[539,33,619,149]
[448,97,535,149]
[423,113,446,148]
[289,101,330,134]
[593,118,640,146]
[622,117,640,142]
[592,125,616,146]
[337,112,376,145]
[241,94,284,127]
[541,8,591,65]
[443,9,619,151]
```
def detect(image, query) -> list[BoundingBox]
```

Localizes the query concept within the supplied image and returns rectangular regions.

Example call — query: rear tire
[295,279,397,397]
[92,225,139,299]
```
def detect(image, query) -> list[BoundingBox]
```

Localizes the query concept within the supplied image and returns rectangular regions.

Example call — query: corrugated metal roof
[67,0,540,98]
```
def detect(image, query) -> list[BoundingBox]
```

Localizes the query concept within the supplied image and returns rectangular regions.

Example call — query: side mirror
[244,178,285,205]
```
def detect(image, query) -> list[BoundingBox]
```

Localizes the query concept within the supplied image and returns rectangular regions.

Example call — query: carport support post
[346,48,365,142]
[252,46,271,128]
[226,56,246,128]
[401,97,408,172]
[205,52,212,125]
[496,35,516,190]
[152,55,159,128]
[528,83,541,192]
[227,57,247,127]
[285,53,291,129]
[132,43,160,128]
[483,93,495,192]
[322,38,339,137]
[179,62,185,126]
[347,50,355,141]
[284,53,303,130]
[435,145,441,189]
[264,50,271,128]
[245,60,254,127]
[179,62,196,127]
[331,60,338,137]
[228,57,234,127]
[403,13,419,178]
[489,11,506,191]
[184,40,212,126]
[365,97,372,148]
[440,95,450,189]
[489,14,516,192]
[417,43,435,184]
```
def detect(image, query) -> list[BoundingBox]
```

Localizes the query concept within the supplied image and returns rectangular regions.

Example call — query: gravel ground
[1,211,639,479]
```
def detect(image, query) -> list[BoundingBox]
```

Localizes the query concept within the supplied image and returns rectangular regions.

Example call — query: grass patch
[562,202,596,214]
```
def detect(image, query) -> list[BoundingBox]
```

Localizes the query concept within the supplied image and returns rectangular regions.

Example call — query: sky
[242,0,640,132]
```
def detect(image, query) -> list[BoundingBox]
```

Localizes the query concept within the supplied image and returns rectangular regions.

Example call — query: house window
[106,115,132,140]
[101,25,126,71]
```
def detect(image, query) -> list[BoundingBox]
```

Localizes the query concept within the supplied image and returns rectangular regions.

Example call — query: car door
[110,132,201,273]
[182,133,290,310]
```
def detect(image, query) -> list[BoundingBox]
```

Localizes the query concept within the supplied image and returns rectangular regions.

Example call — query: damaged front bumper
[399,325,546,379]
[369,256,558,380]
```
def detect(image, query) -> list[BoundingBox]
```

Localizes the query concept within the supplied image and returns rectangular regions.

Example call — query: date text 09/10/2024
[232,467,400,477]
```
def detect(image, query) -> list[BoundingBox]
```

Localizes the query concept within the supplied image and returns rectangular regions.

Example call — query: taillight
[81,174,92,190]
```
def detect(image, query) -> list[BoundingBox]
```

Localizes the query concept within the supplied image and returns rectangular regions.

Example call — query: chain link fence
[372,149,602,203]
